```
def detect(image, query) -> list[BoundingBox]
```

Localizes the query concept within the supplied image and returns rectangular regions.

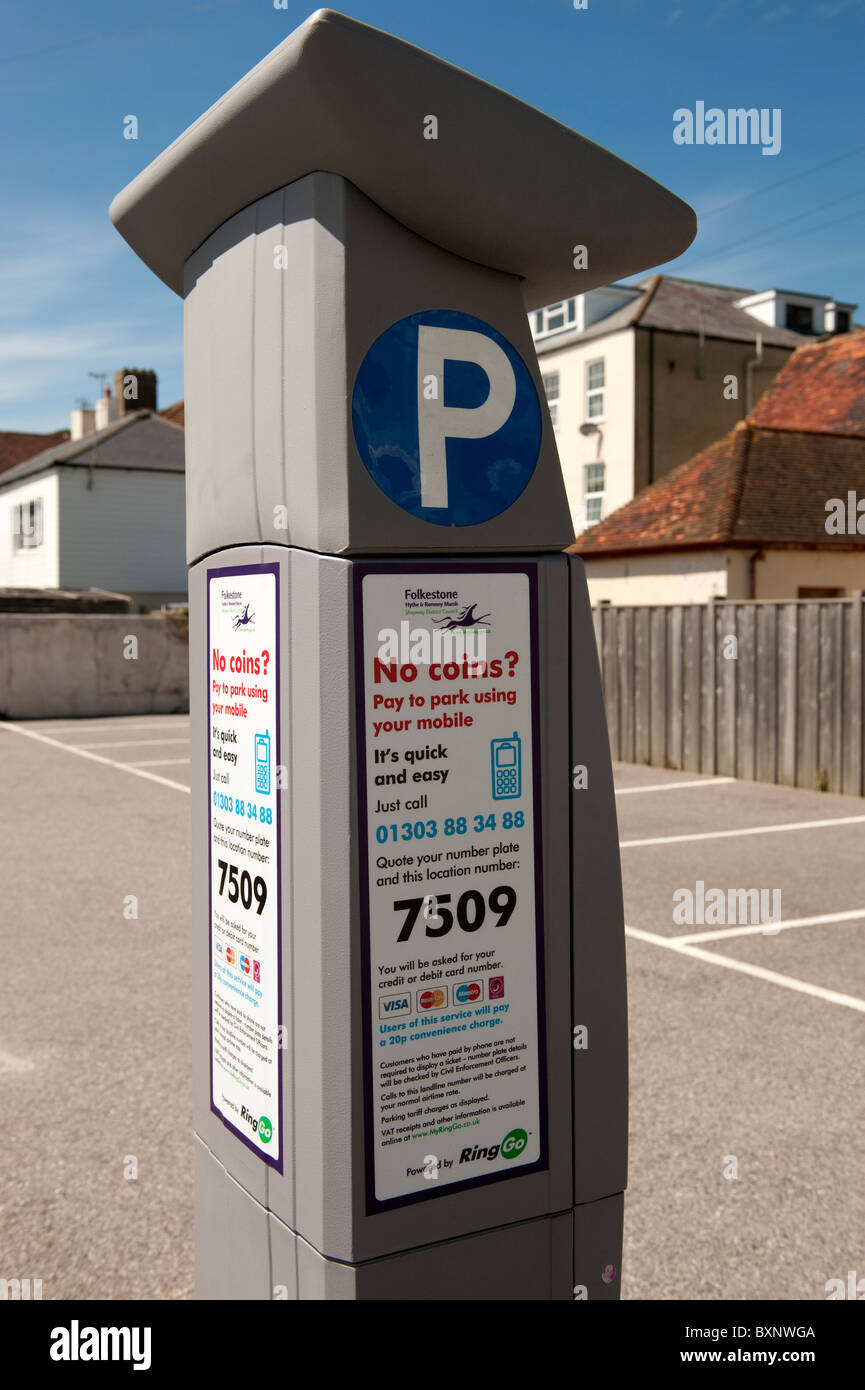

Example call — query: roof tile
[573,330,865,554]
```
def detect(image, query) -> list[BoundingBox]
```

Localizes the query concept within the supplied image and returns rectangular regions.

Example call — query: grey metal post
[111,8,695,1299]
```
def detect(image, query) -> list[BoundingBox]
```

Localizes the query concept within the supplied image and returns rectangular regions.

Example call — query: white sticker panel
[359,566,545,1204]
[208,565,281,1168]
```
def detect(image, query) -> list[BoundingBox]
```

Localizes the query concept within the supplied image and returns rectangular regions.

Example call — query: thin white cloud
[0,234,124,315]
[691,187,756,218]
[817,0,863,16]
[0,195,182,428]
[672,245,864,292]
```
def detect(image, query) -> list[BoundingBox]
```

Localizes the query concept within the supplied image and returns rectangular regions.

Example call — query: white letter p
[416,326,516,509]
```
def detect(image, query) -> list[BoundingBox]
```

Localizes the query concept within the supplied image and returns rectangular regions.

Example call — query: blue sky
[2,0,864,429]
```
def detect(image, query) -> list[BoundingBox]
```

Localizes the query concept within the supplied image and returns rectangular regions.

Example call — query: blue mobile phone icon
[491,733,521,800]
[254,732,271,795]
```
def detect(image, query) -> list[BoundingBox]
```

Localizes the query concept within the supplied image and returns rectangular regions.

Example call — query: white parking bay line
[126,758,191,767]
[626,925,865,1013]
[676,907,865,945]
[616,777,735,796]
[621,813,865,848]
[32,722,189,733]
[75,738,190,749]
[2,723,190,794]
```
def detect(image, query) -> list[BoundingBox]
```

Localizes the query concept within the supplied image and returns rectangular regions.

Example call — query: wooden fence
[591,597,865,796]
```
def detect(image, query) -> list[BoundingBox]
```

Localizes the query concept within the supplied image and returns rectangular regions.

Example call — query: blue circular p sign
[352,309,542,527]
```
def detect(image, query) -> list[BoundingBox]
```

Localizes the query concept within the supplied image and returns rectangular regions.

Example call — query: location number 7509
[216,858,267,915]
[393,885,516,940]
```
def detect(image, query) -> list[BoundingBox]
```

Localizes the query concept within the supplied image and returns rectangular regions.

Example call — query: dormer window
[785,303,814,334]
[533,299,577,338]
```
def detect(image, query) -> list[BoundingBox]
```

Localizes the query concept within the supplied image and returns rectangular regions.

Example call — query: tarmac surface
[1,714,862,1299]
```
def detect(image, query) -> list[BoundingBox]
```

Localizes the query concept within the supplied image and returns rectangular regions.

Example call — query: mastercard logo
[226,947,235,966]
[419,988,446,1010]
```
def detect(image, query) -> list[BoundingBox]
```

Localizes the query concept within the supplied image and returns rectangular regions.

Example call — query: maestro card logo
[352,309,542,527]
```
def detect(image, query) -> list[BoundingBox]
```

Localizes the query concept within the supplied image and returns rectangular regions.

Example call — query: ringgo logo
[459,1127,529,1166]
[501,1128,528,1160]
[240,1106,273,1144]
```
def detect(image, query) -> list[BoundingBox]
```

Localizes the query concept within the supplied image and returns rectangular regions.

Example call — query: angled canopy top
[110,8,696,305]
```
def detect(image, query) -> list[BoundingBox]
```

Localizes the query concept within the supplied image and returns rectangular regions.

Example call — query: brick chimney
[113,368,157,412]
[94,385,124,431]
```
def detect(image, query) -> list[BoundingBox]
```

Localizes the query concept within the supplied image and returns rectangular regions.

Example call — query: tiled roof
[573,331,865,555]
[160,400,185,427]
[749,329,865,436]
[0,430,69,477]
[636,276,804,348]
[0,411,185,488]
[536,274,806,353]
[574,427,748,553]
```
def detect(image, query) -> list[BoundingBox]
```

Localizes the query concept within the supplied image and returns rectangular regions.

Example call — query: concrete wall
[585,549,731,605]
[584,547,865,605]
[751,549,865,600]
[0,613,189,719]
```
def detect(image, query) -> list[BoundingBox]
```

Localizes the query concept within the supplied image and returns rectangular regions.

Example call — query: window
[583,462,605,526]
[11,498,43,550]
[542,371,559,429]
[584,462,605,494]
[532,299,577,339]
[586,358,605,419]
[785,303,814,334]
[836,310,850,334]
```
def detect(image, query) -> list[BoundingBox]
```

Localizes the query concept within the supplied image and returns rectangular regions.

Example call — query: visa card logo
[379,993,411,1019]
